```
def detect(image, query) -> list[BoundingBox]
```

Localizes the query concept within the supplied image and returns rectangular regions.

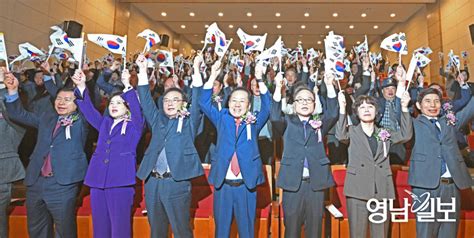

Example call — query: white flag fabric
[236,28,267,53]
[413,46,432,56]
[380,32,408,55]
[370,52,382,65]
[355,35,368,54]
[215,39,233,58]
[0,33,8,66]
[257,36,282,63]
[306,48,319,62]
[156,50,173,68]
[414,52,431,68]
[10,42,45,64]
[87,34,126,56]
[449,50,461,71]
[324,31,346,80]
[204,23,221,45]
[137,29,160,52]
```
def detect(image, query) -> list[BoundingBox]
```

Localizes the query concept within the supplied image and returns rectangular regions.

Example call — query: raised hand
[71,69,86,89]
[338,91,346,114]
[211,60,222,77]
[400,91,411,109]
[362,53,370,70]
[275,72,284,88]
[4,72,19,94]
[395,65,407,82]
[40,61,51,75]
[110,60,121,71]
[324,72,335,86]
[135,54,147,70]
[121,69,131,87]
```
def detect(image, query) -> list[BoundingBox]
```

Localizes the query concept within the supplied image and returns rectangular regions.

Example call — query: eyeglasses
[229,99,248,104]
[55,97,75,103]
[294,98,314,104]
[163,98,183,104]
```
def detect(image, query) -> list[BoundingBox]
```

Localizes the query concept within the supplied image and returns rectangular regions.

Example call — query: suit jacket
[136,85,204,181]
[5,96,88,186]
[376,96,402,126]
[199,88,271,190]
[75,88,144,188]
[336,112,413,200]
[409,98,474,189]
[271,97,338,192]
[0,89,25,184]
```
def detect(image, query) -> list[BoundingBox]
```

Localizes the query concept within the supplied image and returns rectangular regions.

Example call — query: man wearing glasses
[3,70,88,238]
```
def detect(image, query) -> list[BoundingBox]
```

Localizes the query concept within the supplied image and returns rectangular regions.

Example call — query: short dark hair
[461,69,470,80]
[352,95,379,116]
[417,88,442,105]
[229,87,251,102]
[163,87,187,102]
[107,92,130,111]
[293,85,315,101]
[57,87,75,95]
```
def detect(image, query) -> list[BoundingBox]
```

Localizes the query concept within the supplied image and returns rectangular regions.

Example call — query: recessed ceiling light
[180,25,186,29]
[349,25,354,29]
[299,35,303,37]
[373,25,379,29]
[204,24,209,28]
[275,12,281,17]
[304,12,310,17]
[247,12,252,17]
[200,40,204,44]
[301,25,306,29]
[357,41,361,44]
[194,34,198,37]
[229,24,234,28]
[390,13,396,18]
[253,24,258,29]
[218,12,224,17]
[161,12,167,17]
[361,13,367,17]
[276,25,282,29]
[333,13,338,17]
[298,41,302,44]
[317,41,322,44]
[189,12,195,17]
[325,25,330,29]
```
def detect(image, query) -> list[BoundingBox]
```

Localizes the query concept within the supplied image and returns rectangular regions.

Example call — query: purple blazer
[75,88,144,189]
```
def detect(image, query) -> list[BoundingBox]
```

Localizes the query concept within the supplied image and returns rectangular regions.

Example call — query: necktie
[41,120,61,176]
[302,120,309,168]
[429,119,447,175]
[155,147,168,175]
[230,118,241,176]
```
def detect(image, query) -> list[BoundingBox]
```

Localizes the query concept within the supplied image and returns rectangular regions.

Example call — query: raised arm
[189,54,204,139]
[390,92,413,146]
[254,64,271,131]
[135,54,160,128]
[335,91,349,142]
[40,62,60,98]
[199,59,223,126]
[3,72,40,128]
[71,69,104,131]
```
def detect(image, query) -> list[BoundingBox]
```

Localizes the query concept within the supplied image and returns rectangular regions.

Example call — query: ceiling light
[204,24,209,28]
[247,12,252,17]
[189,12,195,17]
[275,12,281,17]
[200,40,204,44]
[180,25,186,29]
[229,24,234,28]
[349,25,354,29]
[304,12,310,17]
[317,41,322,44]
[325,25,330,29]
[276,25,282,29]
[333,13,338,17]
[373,25,379,29]
[299,35,303,37]
[298,41,302,44]
[194,34,198,37]
[253,24,258,29]
[357,41,361,44]
[390,13,396,18]
[301,25,306,29]
[161,12,167,17]
[218,12,224,17]
[361,13,367,17]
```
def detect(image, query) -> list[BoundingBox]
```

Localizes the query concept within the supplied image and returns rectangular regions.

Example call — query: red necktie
[230,118,241,176]
[41,121,61,176]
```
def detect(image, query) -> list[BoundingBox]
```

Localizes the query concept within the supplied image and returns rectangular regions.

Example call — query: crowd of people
[0,42,473,238]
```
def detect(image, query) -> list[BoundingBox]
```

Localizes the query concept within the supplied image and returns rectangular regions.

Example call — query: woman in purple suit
[72,69,144,238]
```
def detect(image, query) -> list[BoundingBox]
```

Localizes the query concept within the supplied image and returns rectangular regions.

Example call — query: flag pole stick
[79,32,85,68]
[123,35,127,70]
[142,43,148,54]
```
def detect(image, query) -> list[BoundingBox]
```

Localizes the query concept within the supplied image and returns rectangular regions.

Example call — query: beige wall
[0,0,117,60]
[0,0,194,64]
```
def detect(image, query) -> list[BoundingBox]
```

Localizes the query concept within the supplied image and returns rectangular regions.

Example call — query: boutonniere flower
[442,101,456,126]
[59,114,79,140]
[212,94,223,111]
[375,128,391,158]
[176,103,190,133]
[442,102,453,111]
[241,112,257,140]
[309,114,323,142]
[119,112,131,135]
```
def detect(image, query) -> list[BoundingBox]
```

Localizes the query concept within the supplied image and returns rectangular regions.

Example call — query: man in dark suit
[0,68,25,238]
[271,71,339,237]
[199,60,270,238]
[135,54,204,238]
[4,71,88,238]
[410,84,474,238]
